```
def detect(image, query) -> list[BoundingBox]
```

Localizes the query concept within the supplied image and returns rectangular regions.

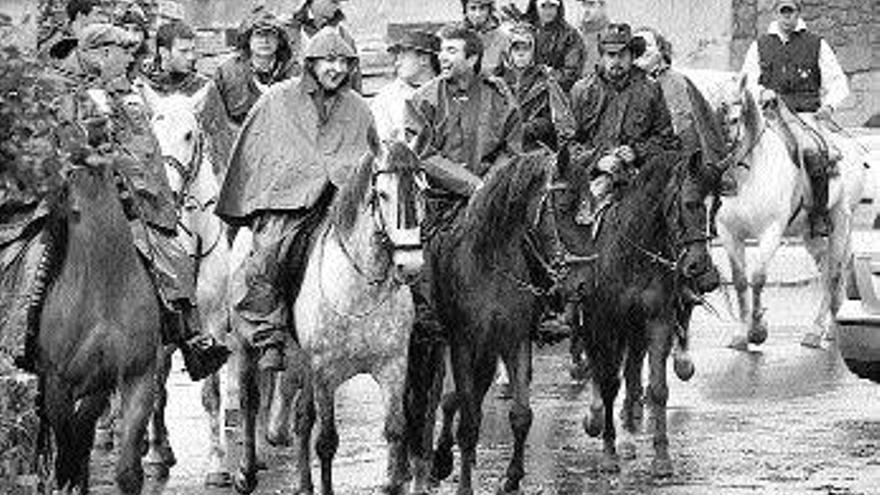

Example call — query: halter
[317,165,424,320]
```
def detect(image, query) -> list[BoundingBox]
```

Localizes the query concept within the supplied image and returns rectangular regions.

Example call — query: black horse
[551,149,717,476]
[37,159,162,494]
[406,151,563,495]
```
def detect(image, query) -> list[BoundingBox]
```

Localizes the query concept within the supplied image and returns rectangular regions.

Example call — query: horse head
[329,140,427,281]
[140,82,211,206]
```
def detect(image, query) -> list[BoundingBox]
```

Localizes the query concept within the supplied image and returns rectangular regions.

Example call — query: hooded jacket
[214,11,300,125]
[216,29,376,224]
[460,0,511,76]
[523,0,586,92]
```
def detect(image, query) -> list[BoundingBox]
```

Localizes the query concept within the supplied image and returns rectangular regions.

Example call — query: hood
[237,8,294,65]
[524,0,568,28]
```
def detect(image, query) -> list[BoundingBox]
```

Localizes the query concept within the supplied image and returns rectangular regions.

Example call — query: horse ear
[189,84,212,116]
[737,72,748,94]
[138,79,162,112]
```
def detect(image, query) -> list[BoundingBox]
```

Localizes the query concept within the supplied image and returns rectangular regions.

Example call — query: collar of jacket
[597,66,642,91]
[767,19,807,40]
[148,70,201,94]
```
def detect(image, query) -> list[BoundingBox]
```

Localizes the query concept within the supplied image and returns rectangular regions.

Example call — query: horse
[37,157,163,494]
[139,82,237,485]
[706,74,867,349]
[550,145,713,476]
[407,150,563,495]
[230,141,428,495]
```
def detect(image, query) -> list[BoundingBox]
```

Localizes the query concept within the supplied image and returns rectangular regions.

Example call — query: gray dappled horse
[38,158,162,494]
[231,141,427,495]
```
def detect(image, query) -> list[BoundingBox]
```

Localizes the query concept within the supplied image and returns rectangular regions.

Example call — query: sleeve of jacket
[495,81,524,160]
[567,78,599,167]
[199,81,236,177]
[403,93,483,196]
[631,83,681,163]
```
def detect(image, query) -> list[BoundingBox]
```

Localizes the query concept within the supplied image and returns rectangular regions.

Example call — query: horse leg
[407,341,444,494]
[581,371,605,439]
[672,304,695,381]
[314,379,339,495]
[202,369,232,487]
[145,346,176,479]
[748,226,784,346]
[267,351,304,447]
[597,368,621,474]
[293,371,316,495]
[233,348,260,494]
[723,236,752,350]
[568,304,590,381]
[619,344,646,461]
[450,343,479,495]
[431,350,457,483]
[93,395,119,452]
[646,319,674,478]
[116,372,155,494]
[499,340,533,494]
[376,358,409,495]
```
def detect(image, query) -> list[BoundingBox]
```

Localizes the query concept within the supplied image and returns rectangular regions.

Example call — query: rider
[287,0,362,92]
[569,23,681,227]
[4,24,230,380]
[633,27,736,197]
[460,0,511,76]
[403,21,522,351]
[216,27,377,372]
[574,0,610,79]
[145,20,235,175]
[521,0,586,92]
[494,21,575,152]
[371,29,441,142]
[214,8,299,127]
[740,0,849,238]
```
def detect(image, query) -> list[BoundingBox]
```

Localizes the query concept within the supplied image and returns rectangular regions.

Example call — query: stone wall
[0,360,41,495]
[731,0,879,126]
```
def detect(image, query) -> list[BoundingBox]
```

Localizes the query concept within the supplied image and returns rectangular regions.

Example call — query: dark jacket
[404,74,523,198]
[495,63,575,152]
[214,18,299,126]
[569,67,680,169]
[216,72,377,225]
[523,0,586,92]
[757,30,822,112]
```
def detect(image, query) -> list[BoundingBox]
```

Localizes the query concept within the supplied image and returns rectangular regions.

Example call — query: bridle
[317,164,425,319]
[161,126,223,265]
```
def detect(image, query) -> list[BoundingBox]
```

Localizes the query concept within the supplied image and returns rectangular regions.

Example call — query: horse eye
[184,131,193,141]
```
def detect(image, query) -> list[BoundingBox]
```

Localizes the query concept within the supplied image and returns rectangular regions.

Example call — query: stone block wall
[0,360,41,495]
[731,0,879,126]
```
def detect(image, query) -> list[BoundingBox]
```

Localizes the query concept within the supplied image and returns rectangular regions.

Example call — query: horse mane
[329,152,375,238]
[460,151,550,268]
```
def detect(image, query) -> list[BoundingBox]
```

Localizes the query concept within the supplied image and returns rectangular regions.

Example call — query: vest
[757,31,822,112]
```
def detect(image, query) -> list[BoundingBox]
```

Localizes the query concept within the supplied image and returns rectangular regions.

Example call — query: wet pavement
[88,247,880,495]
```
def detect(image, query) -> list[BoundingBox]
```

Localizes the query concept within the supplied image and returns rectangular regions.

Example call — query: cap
[303,26,357,60]
[598,23,645,57]
[388,30,441,55]
[80,23,137,50]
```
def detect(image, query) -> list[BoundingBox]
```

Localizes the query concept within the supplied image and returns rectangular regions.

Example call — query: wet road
[89,251,880,495]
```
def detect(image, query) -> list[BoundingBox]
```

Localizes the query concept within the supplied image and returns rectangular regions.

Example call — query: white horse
[687,70,868,350]
[230,141,429,495]
[140,82,238,485]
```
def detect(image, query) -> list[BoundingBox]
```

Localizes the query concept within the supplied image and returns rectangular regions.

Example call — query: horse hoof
[801,332,823,349]
[495,481,522,495]
[431,447,454,481]
[651,457,674,478]
[266,430,292,447]
[116,466,145,495]
[144,461,170,481]
[748,321,768,345]
[205,471,233,488]
[145,444,176,468]
[599,454,620,473]
[619,441,637,461]
[673,355,695,381]
[233,469,258,494]
[727,335,749,351]
[582,407,604,438]
[256,459,268,471]
[94,429,114,451]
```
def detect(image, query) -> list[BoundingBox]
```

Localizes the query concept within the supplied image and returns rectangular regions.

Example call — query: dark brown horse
[408,151,559,495]
[552,149,715,476]
[37,160,162,494]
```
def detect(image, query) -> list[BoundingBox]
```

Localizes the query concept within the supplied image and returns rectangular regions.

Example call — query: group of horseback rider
[1,0,849,378]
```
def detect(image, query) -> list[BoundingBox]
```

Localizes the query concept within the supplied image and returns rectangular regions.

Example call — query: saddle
[767,103,840,177]
[0,205,66,372]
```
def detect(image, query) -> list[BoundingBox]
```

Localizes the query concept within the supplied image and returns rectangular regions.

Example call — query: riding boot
[176,302,231,381]
[808,171,832,237]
